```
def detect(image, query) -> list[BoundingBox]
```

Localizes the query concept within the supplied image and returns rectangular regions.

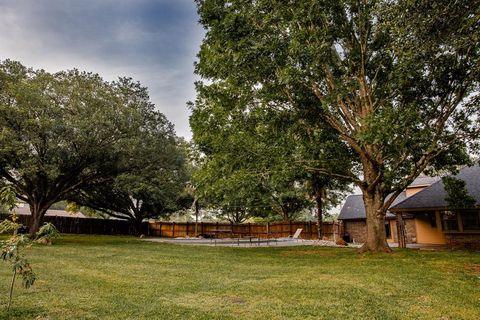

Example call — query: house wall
[414,212,446,245]
[445,233,480,250]
[344,219,400,244]
[343,220,367,243]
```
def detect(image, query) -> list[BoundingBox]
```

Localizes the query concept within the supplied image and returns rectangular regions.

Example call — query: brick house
[339,165,480,249]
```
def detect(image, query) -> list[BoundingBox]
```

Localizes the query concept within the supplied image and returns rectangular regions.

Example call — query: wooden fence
[0,214,342,240]
[0,214,144,235]
[147,221,342,240]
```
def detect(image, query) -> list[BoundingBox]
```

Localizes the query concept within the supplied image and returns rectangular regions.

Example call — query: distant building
[12,203,86,218]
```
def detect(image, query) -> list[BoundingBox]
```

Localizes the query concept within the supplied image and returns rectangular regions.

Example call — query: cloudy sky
[0,0,203,139]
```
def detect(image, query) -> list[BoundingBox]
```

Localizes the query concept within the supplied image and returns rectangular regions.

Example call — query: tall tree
[190,86,307,223]
[71,139,189,234]
[0,60,165,235]
[195,0,480,252]
[66,95,189,234]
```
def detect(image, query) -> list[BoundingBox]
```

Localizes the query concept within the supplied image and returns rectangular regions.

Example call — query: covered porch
[392,208,480,249]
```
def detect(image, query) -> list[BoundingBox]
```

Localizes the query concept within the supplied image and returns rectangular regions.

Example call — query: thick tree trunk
[29,203,48,237]
[315,191,323,240]
[359,191,391,253]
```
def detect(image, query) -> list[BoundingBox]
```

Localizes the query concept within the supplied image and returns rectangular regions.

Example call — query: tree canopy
[191,84,351,224]
[195,0,480,251]
[0,60,185,234]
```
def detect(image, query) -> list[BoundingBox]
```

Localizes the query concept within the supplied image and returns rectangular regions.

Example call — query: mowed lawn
[0,235,479,320]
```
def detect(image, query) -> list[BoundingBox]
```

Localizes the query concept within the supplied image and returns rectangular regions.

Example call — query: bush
[35,223,60,245]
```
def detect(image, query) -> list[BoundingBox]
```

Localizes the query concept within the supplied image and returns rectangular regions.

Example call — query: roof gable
[391,165,480,210]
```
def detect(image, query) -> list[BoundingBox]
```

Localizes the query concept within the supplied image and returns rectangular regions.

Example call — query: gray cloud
[0,0,203,138]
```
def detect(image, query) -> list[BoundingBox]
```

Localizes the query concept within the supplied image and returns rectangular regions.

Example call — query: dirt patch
[231,296,247,304]
[280,250,334,257]
[464,263,480,274]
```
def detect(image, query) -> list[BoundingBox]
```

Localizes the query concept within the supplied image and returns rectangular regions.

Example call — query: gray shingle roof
[338,192,407,220]
[391,165,480,210]
[409,175,440,187]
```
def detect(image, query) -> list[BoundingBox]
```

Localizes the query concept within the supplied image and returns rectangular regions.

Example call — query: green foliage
[34,223,60,245]
[70,134,190,232]
[443,176,477,209]
[0,60,184,234]
[0,183,62,309]
[0,186,17,214]
[195,0,480,249]
[0,227,37,310]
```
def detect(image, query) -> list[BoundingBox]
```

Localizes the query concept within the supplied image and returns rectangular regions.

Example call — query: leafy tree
[191,70,351,227]
[191,96,314,223]
[0,187,34,310]
[70,130,190,235]
[443,176,477,209]
[307,173,351,239]
[0,60,166,235]
[195,0,480,252]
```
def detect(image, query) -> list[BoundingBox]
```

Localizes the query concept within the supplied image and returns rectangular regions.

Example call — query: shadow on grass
[0,305,47,320]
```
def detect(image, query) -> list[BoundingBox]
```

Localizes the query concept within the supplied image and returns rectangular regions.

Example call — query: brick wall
[344,220,367,243]
[445,233,480,250]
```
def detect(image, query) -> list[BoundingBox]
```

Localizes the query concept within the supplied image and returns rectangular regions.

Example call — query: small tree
[0,187,35,311]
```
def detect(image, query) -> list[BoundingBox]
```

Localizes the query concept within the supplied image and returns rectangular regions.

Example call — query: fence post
[172,222,175,238]
[289,220,292,236]
[186,221,189,237]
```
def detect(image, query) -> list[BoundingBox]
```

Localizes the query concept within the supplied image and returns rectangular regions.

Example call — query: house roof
[408,175,440,187]
[338,192,407,220]
[391,165,480,211]
[13,205,86,218]
[338,175,439,220]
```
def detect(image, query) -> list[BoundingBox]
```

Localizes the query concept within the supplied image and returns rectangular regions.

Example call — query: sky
[0,0,203,139]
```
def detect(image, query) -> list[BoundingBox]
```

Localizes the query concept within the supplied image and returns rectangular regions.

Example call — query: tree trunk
[132,218,144,236]
[29,203,48,237]
[315,191,323,240]
[359,191,391,253]
[194,198,199,236]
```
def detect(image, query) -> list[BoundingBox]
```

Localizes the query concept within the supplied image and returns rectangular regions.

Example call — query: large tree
[191,86,350,224]
[0,60,166,235]
[195,0,480,251]
[71,131,190,234]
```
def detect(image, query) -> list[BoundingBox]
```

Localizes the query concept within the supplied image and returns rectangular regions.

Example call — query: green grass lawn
[0,235,479,320]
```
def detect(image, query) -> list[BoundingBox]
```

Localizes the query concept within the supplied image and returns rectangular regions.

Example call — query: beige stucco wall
[405,186,427,198]
[414,212,446,244]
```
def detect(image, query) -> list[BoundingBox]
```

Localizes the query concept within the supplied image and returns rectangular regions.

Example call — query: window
[385,221,391,239]
[442,211,459,231]
[461,210,480,231]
